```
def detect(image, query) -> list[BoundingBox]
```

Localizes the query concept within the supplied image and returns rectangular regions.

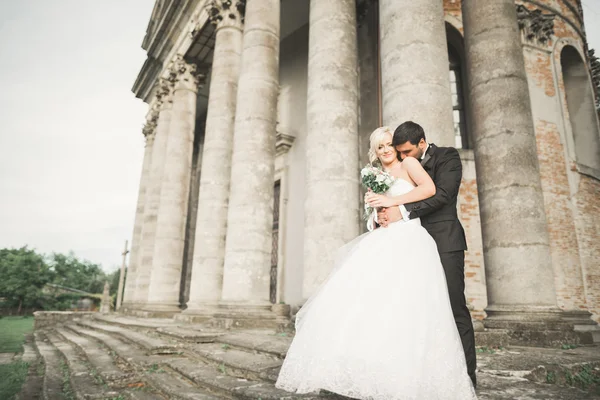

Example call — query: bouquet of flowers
[360,164,394,220]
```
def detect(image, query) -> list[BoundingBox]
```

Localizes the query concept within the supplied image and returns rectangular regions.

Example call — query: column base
[174,303,221,324]
[130,302,181,318]
[177,302,292,331]
[482,305,598,346]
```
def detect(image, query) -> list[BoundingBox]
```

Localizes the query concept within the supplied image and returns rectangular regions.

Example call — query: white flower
[375,174,386,182]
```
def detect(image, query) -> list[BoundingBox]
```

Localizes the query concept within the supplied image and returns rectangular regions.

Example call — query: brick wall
[572,174,600,322]
[534,119,587,310]
[444,1,600,321]
[458,151,487,319]
[551,13,600,321]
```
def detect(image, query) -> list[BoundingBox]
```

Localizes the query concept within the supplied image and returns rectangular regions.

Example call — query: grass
[0,316,35,399]
[218,363,227,374]
[564,364,600,393]
[0,361,29,400]
[60,359,75,400]
[145,363,165,374]
[561,343,579,350]
[0,316,34,353]
[544,364,600,394]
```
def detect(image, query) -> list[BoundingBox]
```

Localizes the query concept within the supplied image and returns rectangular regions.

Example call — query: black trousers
[439,250,477,387]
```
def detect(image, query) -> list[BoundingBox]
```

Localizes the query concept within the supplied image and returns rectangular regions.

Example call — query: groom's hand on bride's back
[377,207,402,227]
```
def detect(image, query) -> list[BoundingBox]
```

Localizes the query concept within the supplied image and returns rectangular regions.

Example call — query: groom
[378,121,477,387]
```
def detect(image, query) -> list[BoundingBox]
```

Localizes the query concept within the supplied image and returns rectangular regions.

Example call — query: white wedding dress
[276,179,477,400]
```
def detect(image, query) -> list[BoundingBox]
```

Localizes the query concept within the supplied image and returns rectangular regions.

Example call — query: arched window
[561,45,600,177]
[446,23,470,149]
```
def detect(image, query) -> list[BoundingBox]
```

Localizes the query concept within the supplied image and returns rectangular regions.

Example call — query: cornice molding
[589,48,600,111]
[276,132,296,157]
[133,0,209,102]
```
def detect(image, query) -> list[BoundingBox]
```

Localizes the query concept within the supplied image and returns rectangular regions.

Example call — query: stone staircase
[23,312,600,399]
[26,313,340,399]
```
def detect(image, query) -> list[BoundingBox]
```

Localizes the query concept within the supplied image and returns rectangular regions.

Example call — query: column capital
[171,55,208,92]
[142,110,159,140]
[155,75,176,109]
[207,0,246,30]
[516,4,555,45]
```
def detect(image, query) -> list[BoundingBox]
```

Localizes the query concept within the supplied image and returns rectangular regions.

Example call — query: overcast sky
[0,1,599,272]
[0,1,153,271]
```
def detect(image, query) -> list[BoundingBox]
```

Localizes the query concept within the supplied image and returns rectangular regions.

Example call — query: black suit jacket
[404,144,467,253]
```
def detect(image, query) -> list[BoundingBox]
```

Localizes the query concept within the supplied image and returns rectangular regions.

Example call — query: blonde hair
[368,126,394,164]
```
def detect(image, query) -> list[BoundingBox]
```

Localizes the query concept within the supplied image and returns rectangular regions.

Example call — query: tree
[108,269,121,297]
[0,247,113,313]
[0,247,52,313]
[48,252,105,293]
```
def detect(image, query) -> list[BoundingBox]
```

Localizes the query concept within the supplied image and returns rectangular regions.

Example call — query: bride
[275,127,477,399]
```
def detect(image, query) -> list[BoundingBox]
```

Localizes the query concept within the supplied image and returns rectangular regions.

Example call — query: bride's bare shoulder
[400,157,421,169]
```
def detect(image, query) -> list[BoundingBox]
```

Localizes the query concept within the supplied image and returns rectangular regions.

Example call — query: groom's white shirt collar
[421,143,430,161]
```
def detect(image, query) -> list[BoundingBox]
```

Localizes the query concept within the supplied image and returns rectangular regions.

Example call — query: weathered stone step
[75,319,180,354]
[126,389,168,400]
[189,342,282,382]
[144,366,224,399]
[65,324,152,365]
[176,312,293,332]
[65,324,222,398]
[55,327,130,382]
[17,335,43,400]
[91,314,176,329]
[475,329,511,348]
[45,330,114,399]
[126,389,167,400]
[165,357,321,399]
[216,332,292,359]
[575,324,600,343]
[34,331,69,399]
[156,326,224,343]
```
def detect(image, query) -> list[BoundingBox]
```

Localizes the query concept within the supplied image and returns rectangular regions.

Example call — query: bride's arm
[366,157,435,208]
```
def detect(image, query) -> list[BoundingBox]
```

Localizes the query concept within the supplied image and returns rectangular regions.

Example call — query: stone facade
[122,0,600,330]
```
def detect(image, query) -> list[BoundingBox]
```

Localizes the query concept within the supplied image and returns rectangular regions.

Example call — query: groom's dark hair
[392,121,426,146]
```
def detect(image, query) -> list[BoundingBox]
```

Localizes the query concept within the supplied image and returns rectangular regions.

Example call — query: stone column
[184,1,244,313]
[122,115,157,309]
[144,57,205,313]
[461,1,558,316]
[133,76,175,307]
[379,0,455,146]
[303,0,359,299]
[220,0,280,307]
[100,282,111,314]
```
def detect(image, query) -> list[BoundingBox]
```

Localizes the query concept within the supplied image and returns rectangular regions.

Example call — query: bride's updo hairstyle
[368,126,394,164]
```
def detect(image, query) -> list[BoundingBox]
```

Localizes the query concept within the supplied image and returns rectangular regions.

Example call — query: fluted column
[185,1,244,313]
[133,76,175,307]
[220,0,280,306]
[122,115,157,309]
[145,57,206,313]
[379,0,454,146]
[303,0,359,299]
[462,1,558,315]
